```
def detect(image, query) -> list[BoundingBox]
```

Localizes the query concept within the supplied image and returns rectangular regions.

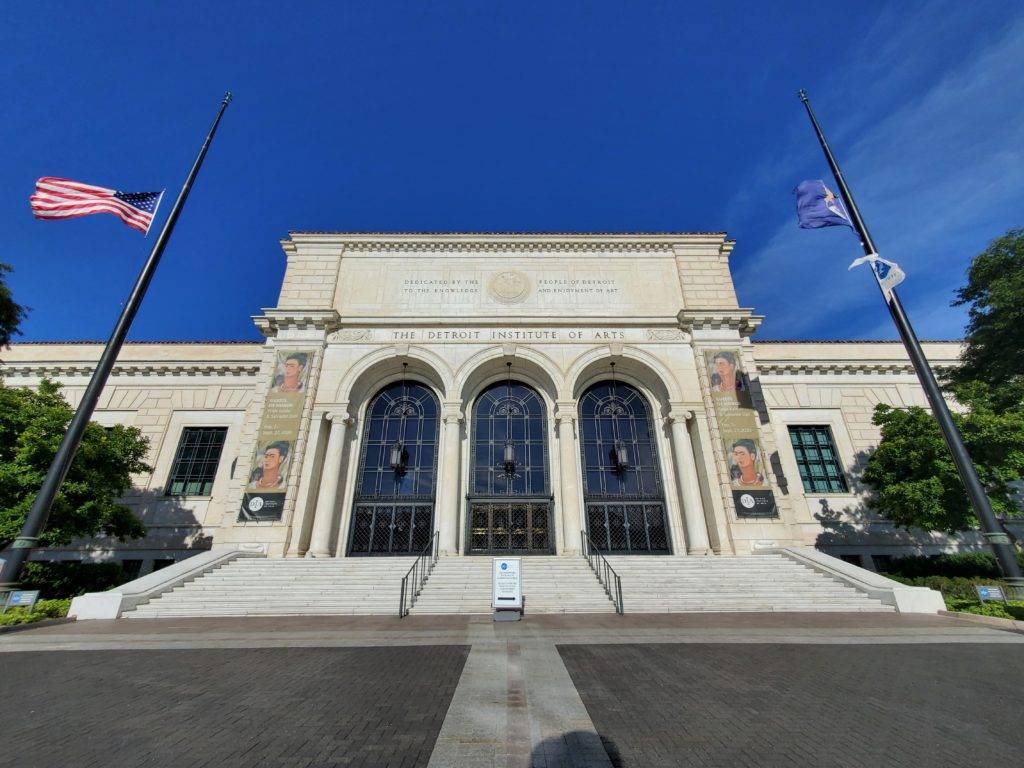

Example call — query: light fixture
[503,361,517,473]
[610,361,629,473]
[390,362,408,473]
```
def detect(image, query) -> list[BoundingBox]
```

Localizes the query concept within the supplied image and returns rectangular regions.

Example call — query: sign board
[2,590,40,615]
[976,585,1006,603]
[492,558,523,611]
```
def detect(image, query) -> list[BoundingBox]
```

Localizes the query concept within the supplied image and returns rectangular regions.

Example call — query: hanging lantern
[502,360,516,473]
[609,361,629,474]
[390,441,406,472]
[503,439,516,473]
[390,361,409,473]
[613,439,630,472]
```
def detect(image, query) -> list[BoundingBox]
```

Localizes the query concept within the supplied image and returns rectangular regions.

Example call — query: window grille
[788,425,849,493]
[349,380,439,555]
[166,427,228,496]
[578,380,670,553]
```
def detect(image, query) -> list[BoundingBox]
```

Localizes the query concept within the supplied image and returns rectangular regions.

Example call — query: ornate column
[667,409,711,554]
[307,410,351,557]
[555,402,583,555]
[438,403,464,555]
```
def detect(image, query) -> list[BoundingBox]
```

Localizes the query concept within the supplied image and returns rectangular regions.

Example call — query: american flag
[30,177,163,235]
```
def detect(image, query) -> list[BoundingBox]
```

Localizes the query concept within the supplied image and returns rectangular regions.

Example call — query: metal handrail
[580,530,624,614]
[398,531,440,617]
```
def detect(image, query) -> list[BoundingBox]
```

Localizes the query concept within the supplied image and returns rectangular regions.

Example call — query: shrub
[881,574,1001,600]
[882,551,1024,579]
[19,561,128,598]
[0,598,71,627]
[944,598,1024,621]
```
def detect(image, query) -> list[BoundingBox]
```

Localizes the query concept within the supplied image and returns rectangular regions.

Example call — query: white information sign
[492,558,523,611]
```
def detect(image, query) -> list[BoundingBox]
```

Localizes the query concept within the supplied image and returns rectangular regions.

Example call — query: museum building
[1,232,974,583]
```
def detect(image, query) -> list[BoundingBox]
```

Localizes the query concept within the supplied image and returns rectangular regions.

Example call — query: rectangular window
[788,425,848,494]
[166,427,228,496]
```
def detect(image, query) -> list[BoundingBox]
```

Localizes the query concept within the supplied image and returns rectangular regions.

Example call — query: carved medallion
[646,328,688,342]
[488,271,531,304]
[329,328,374,342]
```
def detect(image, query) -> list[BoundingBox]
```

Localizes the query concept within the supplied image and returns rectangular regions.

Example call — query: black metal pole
[0,92,233,590]
[798,89,1023,586]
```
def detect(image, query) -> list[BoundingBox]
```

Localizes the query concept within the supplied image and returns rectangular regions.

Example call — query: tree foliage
[861,229,1024,534]
[948,228,1024,408]
[0,380,150,548]
[862,383,1024,534]
[0,262,28,349]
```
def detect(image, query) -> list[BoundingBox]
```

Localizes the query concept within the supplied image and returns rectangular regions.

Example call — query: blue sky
[2,1,1021,342]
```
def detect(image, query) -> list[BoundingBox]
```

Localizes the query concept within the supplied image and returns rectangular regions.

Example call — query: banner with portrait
[239,349,311,521]
[704,349,777,518]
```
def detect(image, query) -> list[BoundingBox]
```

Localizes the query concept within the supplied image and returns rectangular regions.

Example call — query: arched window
[578,380,670,553]
[348,380,439,555]
[467,379,552,554]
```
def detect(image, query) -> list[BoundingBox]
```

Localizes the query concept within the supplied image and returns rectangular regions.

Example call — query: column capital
[665,408,695,425]
[442,401,465,423]
[325,409,353,425]
[554,402,577,424]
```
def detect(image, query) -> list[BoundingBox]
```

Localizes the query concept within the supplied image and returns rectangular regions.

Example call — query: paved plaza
[0,613,1022,767]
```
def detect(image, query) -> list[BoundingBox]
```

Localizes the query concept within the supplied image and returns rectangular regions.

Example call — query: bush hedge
[881,574,1003,600]
[944,598,1024,621]
[881,551,1024,579]
[19,561,128,599]
[0,598,72,627]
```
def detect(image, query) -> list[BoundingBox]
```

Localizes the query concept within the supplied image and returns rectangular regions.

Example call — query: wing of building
[0,232,976,579]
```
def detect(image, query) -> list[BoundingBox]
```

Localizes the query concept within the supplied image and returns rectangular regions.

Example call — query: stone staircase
[604,554,893,612]
[409,555,617,615]
[124,552,892,618]
[125,557,416,618]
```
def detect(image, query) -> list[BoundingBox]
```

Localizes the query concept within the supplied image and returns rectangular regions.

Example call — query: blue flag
[794,179,853,229]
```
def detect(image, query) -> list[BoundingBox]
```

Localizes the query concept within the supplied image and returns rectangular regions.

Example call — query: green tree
[0,380,150,548]
[0,262,28,349]
[862,383,1024,534]
[948,228,1024,409]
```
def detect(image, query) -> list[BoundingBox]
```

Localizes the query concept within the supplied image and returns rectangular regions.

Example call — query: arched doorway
[467,378,553,554]
[578,380,671,553]
[348,380,439,555]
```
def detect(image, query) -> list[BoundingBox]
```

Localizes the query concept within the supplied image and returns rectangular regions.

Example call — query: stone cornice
[252,309,342,337]
[285,232,730,253]
[678,309,763,336]
[0,361,259,379]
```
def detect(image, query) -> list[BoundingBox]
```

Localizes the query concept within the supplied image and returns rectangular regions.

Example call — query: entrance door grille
[586,501,669,553]
[349,502,435,555]
[468,501,552,554]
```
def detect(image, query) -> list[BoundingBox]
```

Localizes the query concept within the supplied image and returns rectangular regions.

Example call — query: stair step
[123,553,893,617]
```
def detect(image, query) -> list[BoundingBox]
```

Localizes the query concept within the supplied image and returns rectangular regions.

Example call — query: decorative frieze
[0,362,259,379]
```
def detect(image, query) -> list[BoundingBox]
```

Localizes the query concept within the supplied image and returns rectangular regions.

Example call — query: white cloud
[729,9,1024,340]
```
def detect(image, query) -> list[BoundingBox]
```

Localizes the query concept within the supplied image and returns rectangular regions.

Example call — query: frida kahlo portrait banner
[239,349,311,521]
[704,349,777,518]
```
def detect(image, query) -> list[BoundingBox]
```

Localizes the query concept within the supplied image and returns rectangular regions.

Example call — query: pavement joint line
[427,639,612,768]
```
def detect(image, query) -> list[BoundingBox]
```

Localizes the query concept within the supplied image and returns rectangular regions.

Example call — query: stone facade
[0,233,977,573]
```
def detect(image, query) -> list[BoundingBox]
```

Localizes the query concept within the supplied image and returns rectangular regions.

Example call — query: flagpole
[797,89,1023,588]
[0,92,233,591]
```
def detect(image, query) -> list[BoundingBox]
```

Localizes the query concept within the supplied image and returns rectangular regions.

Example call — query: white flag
[849,253,905,302]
